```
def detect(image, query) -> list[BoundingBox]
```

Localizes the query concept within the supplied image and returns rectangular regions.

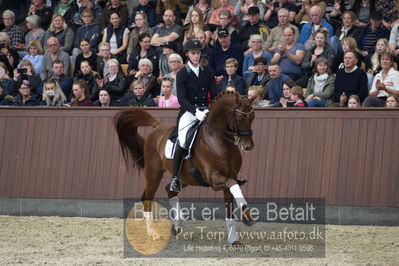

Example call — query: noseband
[230,105,254,138]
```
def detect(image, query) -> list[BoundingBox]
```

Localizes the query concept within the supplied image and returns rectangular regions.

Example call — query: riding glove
[195,109,208,121]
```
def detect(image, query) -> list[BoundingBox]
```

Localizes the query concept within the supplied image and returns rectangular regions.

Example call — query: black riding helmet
[183,39,202,52]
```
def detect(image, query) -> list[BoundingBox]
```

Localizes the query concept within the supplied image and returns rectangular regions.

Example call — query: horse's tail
[114,108,160,169]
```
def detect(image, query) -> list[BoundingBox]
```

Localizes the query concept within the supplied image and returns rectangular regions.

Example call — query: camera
[17,68,28,74]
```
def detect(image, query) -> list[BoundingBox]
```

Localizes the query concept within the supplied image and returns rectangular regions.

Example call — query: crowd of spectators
[1,0,399,108]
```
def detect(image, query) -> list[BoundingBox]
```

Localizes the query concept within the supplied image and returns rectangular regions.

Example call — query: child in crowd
[158,78,180,107]
[348,95,361,108]
[290,86,306,107]
[247,85,268,107]
[386,95,399,108]
[280,85,305,107]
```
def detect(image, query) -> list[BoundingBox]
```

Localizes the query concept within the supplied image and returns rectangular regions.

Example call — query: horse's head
[208,91,256,152]
[228,94,256,152]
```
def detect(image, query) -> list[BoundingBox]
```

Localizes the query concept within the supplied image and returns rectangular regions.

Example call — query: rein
[205,105,254,145]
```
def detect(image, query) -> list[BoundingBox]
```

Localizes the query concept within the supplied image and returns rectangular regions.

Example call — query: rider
[170,39,218,192]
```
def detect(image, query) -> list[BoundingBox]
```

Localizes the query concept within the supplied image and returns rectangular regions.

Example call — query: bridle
[205,104,254,145]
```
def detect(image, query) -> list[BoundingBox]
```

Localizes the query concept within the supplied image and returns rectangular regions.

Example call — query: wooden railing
[1,107,398,207]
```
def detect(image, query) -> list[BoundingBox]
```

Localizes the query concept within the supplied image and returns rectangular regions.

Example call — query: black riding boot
[170,144,187,192]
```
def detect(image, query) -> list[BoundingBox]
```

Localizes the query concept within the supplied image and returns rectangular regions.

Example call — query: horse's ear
[248,95,257,105]
[235,93,241,105]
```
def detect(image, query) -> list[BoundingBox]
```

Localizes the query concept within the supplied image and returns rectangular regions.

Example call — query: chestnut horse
[114,91,256,246]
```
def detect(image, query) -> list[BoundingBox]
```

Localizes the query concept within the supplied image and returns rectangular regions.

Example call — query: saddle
[164,121,210,187]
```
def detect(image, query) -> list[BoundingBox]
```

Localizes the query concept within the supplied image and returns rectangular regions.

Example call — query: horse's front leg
[224,189,243,246]
[224,177,255,227]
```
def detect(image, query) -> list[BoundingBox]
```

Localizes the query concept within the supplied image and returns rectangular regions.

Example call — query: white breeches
[178,111,197,148]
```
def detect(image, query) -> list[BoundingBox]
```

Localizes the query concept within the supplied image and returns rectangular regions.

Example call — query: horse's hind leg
[140,152,164,240]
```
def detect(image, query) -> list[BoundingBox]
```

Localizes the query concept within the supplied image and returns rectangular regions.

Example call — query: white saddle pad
[165,139,176,159]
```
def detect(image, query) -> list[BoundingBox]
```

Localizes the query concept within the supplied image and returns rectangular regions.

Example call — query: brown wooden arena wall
[0,108,398,207]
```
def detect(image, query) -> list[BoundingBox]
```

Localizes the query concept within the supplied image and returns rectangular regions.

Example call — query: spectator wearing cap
[237,6,269,52]
[1,10,23,50]
[234,0,265,28]
[151,9,183,53]
[263,0,297,29]
[360,11,390,57]
[11,80,40,106]
[298,5,334,49]
[263,8,299,53]
[24,15,46,50]
[208,0,238,28]
[209,29,244,82]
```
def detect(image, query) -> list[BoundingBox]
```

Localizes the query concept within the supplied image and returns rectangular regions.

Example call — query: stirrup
[170,177,181,192]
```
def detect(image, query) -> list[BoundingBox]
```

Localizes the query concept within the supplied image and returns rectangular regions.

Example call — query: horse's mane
[210,91,241,110]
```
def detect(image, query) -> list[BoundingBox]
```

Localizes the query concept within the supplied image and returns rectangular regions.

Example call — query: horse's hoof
[243,217,255,227]
[232,241,244,247]
[171,224,182,236]
[242,207,255,226]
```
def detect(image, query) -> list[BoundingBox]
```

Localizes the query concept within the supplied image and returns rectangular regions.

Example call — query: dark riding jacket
[176,64,218,115]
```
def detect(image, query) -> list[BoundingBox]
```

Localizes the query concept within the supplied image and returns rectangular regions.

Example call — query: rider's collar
[185,62,203,76]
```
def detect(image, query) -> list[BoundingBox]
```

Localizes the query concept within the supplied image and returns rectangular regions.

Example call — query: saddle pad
[165,139,176,159]
[164,121,202,160]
